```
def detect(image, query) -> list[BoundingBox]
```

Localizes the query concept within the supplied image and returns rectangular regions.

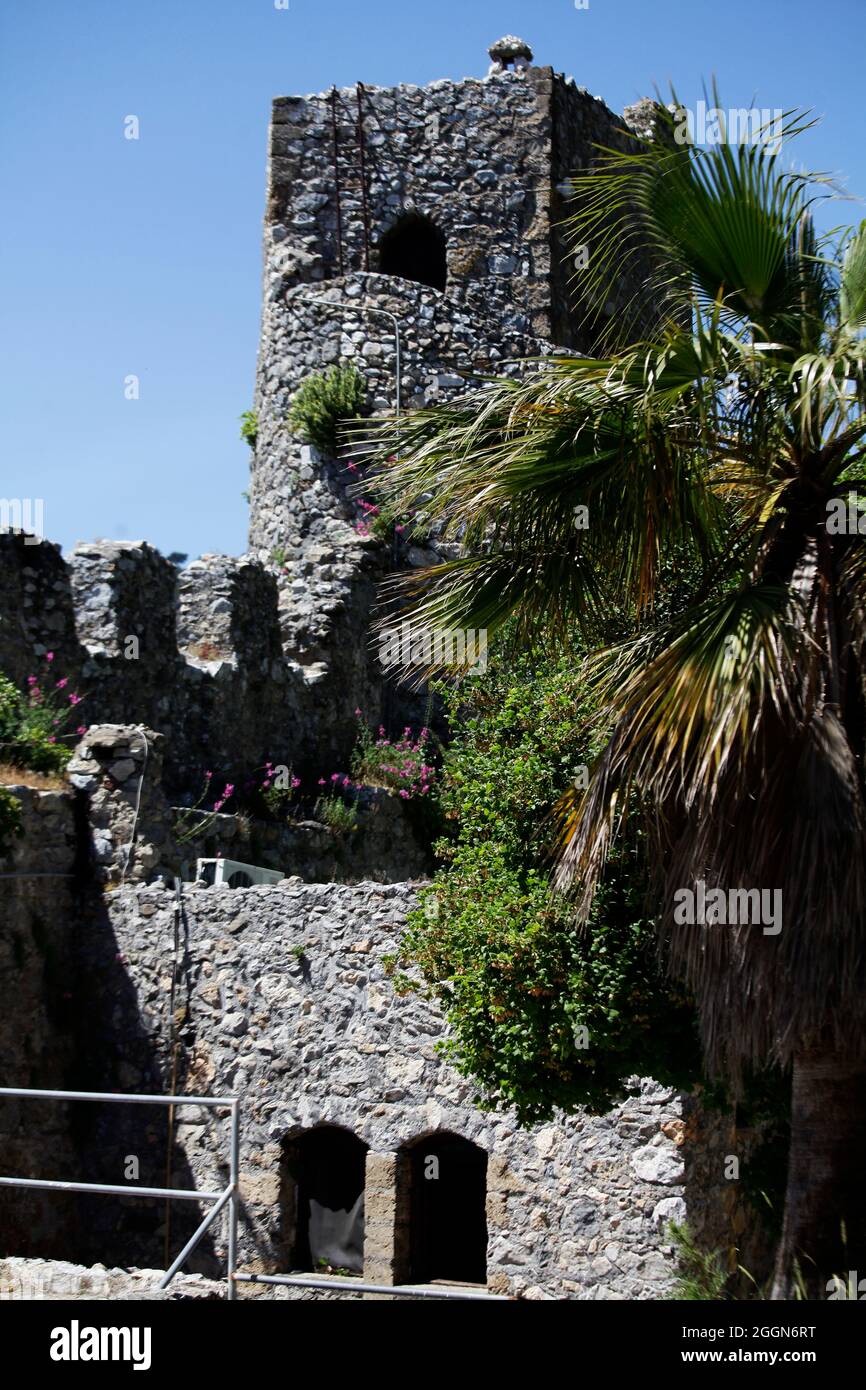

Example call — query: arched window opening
[378,214,447,291]
[291,1126,368,1274]
[408,1132,487,1284]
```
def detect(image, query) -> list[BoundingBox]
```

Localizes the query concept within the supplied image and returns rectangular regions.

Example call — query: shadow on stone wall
[0,782,221,1275]
[66,886,221,1276]
[679,1094,776,1298]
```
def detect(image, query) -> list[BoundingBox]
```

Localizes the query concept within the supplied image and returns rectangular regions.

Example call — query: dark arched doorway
[290,1126,368,1274]
[408,1133,487,1284]
[378,213,447,291]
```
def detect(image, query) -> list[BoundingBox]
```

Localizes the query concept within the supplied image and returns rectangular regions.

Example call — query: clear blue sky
[2,0,863,561]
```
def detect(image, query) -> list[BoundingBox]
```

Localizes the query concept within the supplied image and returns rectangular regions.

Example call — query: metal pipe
[330,87,344,275]
[158,1185,234,1290]
[0,1176,225,1201]
[233,1272,508,1301]
[356,82,371,272]
[227,1099,240,1302]
[0,1087,235,1108]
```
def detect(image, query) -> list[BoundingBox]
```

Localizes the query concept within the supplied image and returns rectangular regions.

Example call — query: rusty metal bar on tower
[330,86,345,276]
[356,82,371,272]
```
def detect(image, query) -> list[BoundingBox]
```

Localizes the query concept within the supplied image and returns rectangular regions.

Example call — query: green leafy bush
[386,640,699,1123]
[287,365,366,454]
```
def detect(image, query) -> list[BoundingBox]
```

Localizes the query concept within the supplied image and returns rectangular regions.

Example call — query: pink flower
[330,773,340,782]
[395,524,405,534]
[399,789,409,799]
[223,783,235,798]
[347,462,358,474]
[378,726,386,737]
[318,778,326,785]
[27,675,37,685]
[354,707,362,717]
[342,775,351,788]
[55,678,68,689]
[263,779,272,790]
[46,652,54,663]
[47,736,56,744]
[69,693,82,705]
[421,784,430,794]
[205,770,213,780]
[291,776,301,789]
[214,799,224,812]
[76,725,86,735]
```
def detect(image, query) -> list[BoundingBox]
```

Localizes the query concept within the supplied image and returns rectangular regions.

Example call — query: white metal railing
[0,1087,239,1299]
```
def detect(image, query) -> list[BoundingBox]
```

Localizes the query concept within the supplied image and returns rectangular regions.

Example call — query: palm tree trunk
[771,1045,866,1298]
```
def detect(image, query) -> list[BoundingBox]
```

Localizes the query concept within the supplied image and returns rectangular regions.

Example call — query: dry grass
[0,761,68,791]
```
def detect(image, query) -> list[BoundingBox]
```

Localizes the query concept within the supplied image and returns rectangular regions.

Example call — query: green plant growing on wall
[0,661,84,775]
[666,1222,729,1300]
[350,713,436,799]
[0,786,23,857]
[240,409,258,449]
[287,365,366,454]
[175,772,236,844]
[313,790,358,835]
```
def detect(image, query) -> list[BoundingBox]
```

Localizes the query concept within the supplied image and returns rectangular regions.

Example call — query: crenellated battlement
[0,534,335,791]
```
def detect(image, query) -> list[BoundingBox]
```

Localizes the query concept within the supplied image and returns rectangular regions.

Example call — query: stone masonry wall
[0,782,768,1295]
[80,878,752,1300]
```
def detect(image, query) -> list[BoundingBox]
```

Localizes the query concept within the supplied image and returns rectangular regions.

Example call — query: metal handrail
[0,1088,510,1303]
[0,1086,239,1300]
[234,1271,509,1301]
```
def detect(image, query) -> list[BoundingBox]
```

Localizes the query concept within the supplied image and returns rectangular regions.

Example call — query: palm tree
[364,102,866,1297]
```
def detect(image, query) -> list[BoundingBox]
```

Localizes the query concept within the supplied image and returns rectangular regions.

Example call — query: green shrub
[287,365,366,454]
[387,639,699,1123]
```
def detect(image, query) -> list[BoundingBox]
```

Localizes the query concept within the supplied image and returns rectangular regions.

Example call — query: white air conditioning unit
[195,857,284,889]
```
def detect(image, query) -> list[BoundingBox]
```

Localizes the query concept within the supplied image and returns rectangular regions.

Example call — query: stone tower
[248,40,655,745]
